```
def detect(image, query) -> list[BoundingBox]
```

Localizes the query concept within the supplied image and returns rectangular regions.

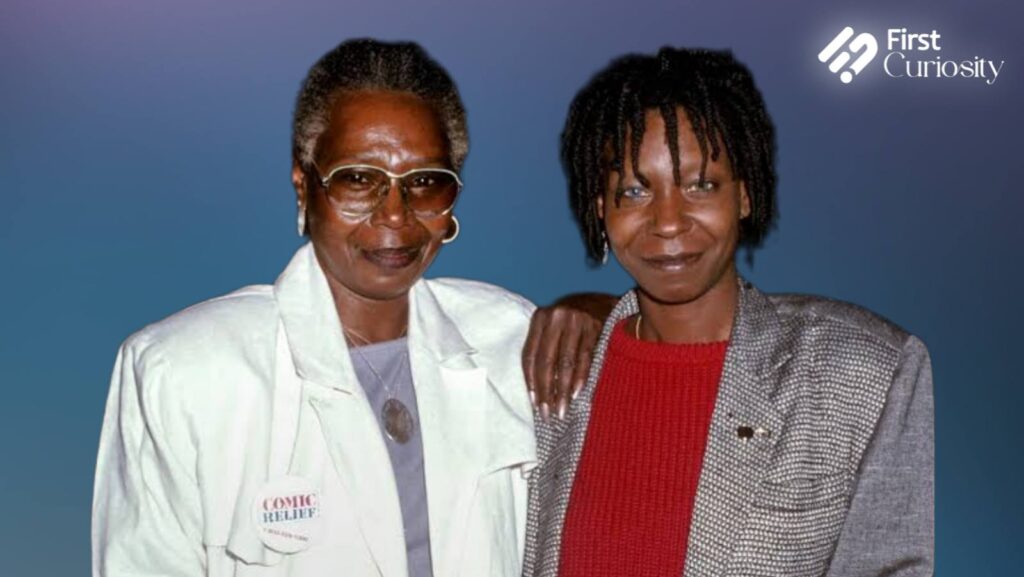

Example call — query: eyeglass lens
[325,166,459,216]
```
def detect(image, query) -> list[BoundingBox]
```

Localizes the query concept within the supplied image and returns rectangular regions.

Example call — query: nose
[650,190,693,238]
[369,178,412,228]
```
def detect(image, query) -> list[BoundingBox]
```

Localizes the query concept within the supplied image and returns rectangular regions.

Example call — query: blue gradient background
[1,0,1020,574]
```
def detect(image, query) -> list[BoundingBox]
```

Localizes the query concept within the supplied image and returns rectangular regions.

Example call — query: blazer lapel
[409,281,537,577]
[306,390,407,577]
[270,247,536,576]
[528,280,791,577]
[683,281,790,577]
[273,243,407,577]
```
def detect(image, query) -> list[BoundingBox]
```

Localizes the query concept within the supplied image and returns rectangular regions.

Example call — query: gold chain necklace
[343,325,415,444]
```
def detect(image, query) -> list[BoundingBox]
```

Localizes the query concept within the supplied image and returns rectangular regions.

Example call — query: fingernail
[540,403,550,422]
[529,390,536,405]
[572,384,582,400]
[557,402,567,420]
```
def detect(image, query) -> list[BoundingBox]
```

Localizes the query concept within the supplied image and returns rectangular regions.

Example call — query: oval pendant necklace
[344,326,416,444]
[381,396,414,444]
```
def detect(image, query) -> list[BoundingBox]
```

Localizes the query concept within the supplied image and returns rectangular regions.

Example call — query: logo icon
[253,475,323,554]
[819,27,879,84]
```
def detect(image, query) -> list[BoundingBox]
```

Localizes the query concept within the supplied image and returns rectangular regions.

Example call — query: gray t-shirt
[349,337,433,577]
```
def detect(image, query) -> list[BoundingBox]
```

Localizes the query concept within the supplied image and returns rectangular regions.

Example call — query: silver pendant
[382,398,415,444]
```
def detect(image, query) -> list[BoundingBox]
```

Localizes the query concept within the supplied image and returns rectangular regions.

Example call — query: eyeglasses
[315,163,463,219]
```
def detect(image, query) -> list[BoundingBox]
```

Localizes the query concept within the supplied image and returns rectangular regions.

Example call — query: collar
[273,243,475,392]
[608,277,792,382]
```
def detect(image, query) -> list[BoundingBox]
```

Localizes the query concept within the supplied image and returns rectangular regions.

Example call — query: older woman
[524,48,934,577]
[92,39,604,577]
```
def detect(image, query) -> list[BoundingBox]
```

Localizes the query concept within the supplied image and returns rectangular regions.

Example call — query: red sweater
[559,320,728,577]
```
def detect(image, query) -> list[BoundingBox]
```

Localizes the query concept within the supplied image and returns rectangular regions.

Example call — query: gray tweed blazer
[522,280,934,577]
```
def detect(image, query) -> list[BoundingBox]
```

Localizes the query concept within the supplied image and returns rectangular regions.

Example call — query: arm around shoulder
[92,338,206,577]
[826,335,935,576]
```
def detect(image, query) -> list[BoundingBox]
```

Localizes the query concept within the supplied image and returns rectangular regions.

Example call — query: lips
[641,252,700,271]
[361,246,422,269]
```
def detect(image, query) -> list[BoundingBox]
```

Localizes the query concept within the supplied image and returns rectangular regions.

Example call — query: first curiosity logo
[819,26,1005,85]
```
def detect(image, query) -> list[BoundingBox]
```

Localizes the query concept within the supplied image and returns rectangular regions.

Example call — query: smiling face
[599,107,750,307]
[292,90,456,302]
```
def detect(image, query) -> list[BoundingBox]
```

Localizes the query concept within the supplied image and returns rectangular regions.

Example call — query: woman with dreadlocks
[523,48,934,577]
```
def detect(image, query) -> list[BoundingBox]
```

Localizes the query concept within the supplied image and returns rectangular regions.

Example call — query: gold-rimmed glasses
[315,163,463,218]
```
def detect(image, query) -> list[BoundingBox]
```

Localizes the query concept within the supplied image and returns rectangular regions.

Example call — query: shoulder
[123,284,279,362]
[423,276,536,328]
[760,289,932,407]
[766,292,913,353]
[106,286,281,488]
[755,290,933,475]
[420,277,536,374]
[117,285,279,415]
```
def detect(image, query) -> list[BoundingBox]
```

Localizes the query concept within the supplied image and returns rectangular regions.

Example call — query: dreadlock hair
[292,39,468,171]
[562,47,778,264]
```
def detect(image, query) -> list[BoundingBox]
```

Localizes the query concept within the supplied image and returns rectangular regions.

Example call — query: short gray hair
[292,38,469,171]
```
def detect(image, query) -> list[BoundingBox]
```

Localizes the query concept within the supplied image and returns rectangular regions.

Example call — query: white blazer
[92,243,538,577]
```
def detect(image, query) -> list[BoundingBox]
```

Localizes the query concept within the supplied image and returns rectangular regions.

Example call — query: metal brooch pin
[737,425,771,440]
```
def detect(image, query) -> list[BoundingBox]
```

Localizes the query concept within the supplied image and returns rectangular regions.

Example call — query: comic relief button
[252,475,323,554]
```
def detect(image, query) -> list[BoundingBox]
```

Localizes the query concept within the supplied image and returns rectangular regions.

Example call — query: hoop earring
[296,202,307,236]
[442,215,460,244]
[600,230,609,264]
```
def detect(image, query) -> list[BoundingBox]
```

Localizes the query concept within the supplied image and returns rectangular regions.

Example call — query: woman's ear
[291,160,309,206]
[292,160,311,236]
[595,194,605,220]
[739,181,751,219]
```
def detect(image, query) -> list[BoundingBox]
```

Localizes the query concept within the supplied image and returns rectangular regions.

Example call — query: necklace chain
[342,325,416,444]
[343,325,409,401]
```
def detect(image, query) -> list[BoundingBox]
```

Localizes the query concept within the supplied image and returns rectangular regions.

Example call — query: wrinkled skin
[291,89,611,402]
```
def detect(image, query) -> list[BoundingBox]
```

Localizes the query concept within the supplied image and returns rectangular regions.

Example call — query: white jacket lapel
[267,246,536,576]
[271,243,407,576]
[307,389,407,577]
[409,281,536,577]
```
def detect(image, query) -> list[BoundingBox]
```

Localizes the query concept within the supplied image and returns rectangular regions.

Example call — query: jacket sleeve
[92,340,206,577]
[826,335,935,576]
